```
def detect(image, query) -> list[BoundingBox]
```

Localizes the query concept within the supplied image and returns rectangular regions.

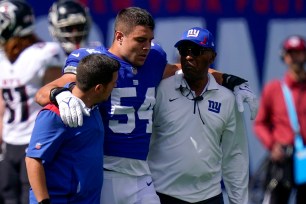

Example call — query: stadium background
[26,0,306,179]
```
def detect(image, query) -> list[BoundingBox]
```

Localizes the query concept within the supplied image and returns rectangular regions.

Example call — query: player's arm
[35,73,76,106]
[25,157,50,202]
[163,64,258,119]
[163,63,241,87]
[36,73,89,128]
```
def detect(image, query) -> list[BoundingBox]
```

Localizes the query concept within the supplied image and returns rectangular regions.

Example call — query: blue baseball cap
[174,27,215,51]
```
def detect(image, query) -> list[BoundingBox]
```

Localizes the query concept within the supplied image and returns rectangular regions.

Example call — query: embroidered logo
[71,53,80,57]
[169,98,179,102]
[187,29,200,37]
[208,100,221,113]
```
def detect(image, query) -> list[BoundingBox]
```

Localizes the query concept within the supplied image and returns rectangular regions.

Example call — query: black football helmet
[0,0,34,44]
[48,0,91,54]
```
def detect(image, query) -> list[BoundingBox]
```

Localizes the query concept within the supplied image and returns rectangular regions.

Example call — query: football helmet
[0,0,34,44]
[48,0,91,54]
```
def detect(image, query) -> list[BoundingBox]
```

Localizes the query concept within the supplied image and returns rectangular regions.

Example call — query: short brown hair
[114,7,155,35]
[76,54,120,92]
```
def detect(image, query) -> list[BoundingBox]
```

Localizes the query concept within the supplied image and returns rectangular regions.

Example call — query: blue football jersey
[64,43,167,160]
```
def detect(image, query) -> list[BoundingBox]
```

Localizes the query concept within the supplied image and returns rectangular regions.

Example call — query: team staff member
[26,54,120,203]
[35,7,256,204]
[148,27,249,204]
[0,1,65,203]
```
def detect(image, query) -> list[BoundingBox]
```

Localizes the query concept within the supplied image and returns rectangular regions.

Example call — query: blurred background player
[48,0,99,56]
[0,0,66,203]
[254,35,306,203]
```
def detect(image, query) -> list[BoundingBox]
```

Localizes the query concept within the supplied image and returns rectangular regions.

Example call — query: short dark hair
[114,7,155,35]
[76,54,120,92]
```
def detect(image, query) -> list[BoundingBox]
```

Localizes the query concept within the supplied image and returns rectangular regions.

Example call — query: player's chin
[133,58,147,67]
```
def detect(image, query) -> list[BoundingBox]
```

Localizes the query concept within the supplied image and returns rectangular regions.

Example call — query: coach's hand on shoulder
[56,91,90,127]
[234,83,258,120]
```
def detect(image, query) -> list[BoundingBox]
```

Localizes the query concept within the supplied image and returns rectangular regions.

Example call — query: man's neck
[186,75,209,96]
[72,87,94,108]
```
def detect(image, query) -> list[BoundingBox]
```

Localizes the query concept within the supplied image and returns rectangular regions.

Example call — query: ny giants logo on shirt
[208,100,221,113]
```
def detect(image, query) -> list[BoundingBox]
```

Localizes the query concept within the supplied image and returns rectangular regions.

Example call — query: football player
[0,1,66,203]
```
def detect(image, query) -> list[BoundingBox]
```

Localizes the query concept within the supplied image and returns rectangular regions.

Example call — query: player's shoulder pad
[150,41,167,58]
[68,46,105,60]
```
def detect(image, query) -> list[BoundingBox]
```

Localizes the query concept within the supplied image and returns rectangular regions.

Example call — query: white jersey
[0,42,65,145]
[148,71,249,203]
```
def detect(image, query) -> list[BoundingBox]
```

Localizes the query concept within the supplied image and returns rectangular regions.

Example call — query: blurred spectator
[0,0,65,203]
[254,35,306,204]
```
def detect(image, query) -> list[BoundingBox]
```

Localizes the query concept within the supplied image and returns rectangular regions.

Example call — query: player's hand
[55,91,90,127]
[234,83,258,120]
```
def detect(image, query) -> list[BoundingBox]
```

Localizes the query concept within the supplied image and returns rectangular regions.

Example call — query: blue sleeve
[145,42,167,78]
[63,46,104,74]
[151,42,167,66]
[26,110,67,162]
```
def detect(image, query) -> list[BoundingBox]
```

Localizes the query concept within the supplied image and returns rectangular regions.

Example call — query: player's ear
[114,30,124,44]
[94,84,104,93]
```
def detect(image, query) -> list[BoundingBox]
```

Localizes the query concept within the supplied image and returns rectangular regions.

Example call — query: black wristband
[38,198,51,204]
[67,82,76,91]
[222,73,248,91]
[49,87,70,105]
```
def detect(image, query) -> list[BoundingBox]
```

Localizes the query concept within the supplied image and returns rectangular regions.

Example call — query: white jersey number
[2,86,29,123]
[109,87,155,134]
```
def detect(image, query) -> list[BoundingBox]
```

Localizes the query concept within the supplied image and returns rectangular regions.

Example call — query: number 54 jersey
[64,43,167,161]
[0,42,65,145]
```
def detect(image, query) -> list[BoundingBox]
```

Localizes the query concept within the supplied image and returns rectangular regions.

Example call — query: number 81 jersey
[0,42,65,145]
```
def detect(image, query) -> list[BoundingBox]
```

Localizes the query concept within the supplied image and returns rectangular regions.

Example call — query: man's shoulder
[68,46,106,60]
[40,104,60,116]
[147,42,167,60]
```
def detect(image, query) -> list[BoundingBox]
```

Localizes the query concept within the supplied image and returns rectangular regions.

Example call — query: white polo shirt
[148,71,249,204]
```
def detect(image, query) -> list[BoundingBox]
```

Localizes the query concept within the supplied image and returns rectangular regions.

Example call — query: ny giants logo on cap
[187,29,208,45]
[187,29,200,37]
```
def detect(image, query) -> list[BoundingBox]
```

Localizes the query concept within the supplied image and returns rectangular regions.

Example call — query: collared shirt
[254,72,306,150]
[148,71,249,203]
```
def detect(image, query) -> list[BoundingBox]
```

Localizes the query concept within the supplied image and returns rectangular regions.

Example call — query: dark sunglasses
[178,47,213,57]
